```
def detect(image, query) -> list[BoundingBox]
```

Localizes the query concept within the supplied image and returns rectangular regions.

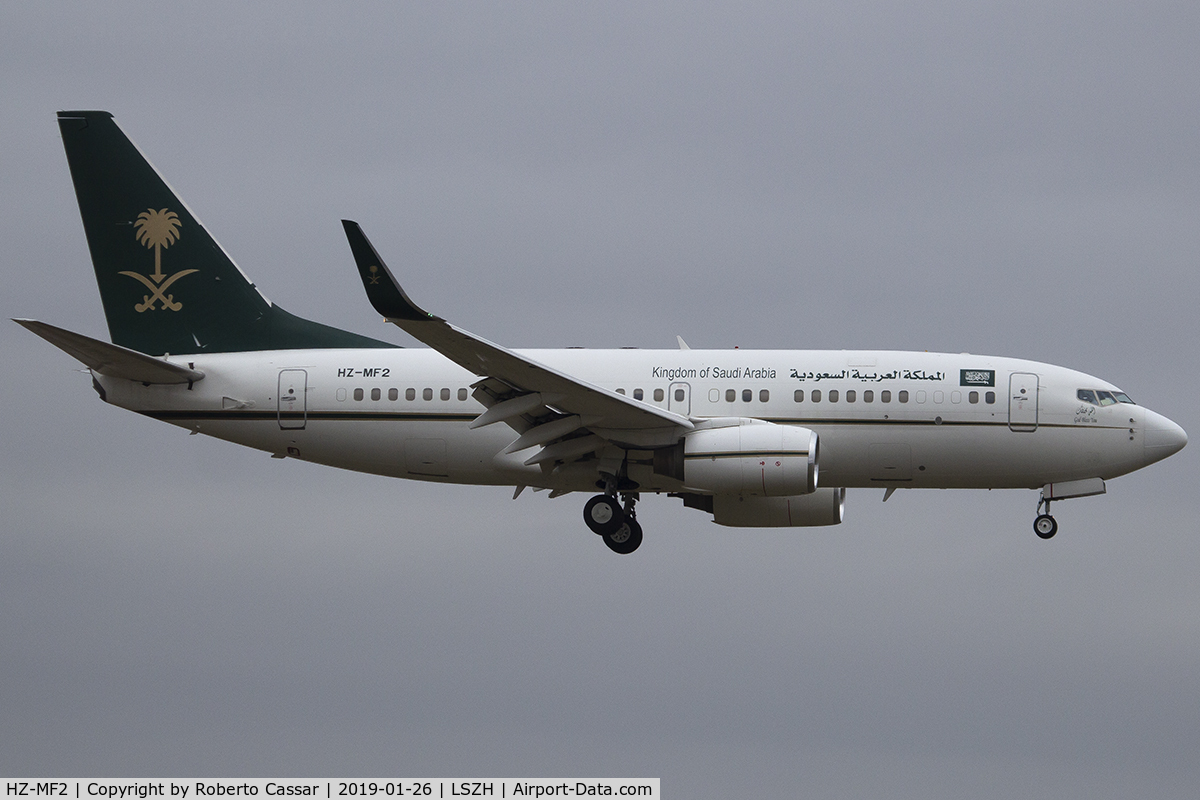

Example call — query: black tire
[583,494,624,535]
[1034,514,1058,539]
[604,518,643,554]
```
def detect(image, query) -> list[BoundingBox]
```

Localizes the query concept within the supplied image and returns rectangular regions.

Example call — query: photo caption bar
[2,780,659,800]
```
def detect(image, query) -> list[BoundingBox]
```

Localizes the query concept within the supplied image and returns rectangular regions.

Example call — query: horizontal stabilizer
[14,319,204,384]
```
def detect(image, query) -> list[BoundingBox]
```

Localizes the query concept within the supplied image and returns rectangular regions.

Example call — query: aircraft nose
[1144,409,1187,465]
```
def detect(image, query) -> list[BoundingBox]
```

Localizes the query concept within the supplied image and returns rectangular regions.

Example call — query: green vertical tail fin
[57,110,393,355]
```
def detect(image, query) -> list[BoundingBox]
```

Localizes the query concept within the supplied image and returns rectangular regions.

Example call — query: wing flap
[470,391,565,429]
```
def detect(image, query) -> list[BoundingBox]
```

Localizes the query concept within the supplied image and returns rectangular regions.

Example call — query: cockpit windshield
[1078,389,1135,406]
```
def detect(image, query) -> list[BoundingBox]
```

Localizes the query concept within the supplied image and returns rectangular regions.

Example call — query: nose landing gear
[1034,494,1057,539]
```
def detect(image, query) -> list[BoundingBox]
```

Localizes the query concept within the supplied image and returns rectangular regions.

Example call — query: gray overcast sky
[2,2,1198,797]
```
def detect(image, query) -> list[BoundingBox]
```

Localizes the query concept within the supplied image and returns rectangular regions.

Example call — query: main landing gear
[583,490,643,554]
[1033,494,1058,540]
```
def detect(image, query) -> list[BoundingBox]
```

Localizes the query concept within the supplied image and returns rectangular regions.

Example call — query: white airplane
[18,111,1187,554]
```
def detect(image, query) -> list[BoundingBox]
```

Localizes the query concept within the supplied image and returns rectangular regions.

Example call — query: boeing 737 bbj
[18,111,1187,553]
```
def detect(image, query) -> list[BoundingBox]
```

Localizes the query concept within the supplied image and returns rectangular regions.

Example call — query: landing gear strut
[603,492,643,554]
[1034,494,1058,540]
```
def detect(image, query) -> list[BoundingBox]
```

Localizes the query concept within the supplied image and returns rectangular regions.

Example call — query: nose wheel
[1034,514,1058,539]
[1033,494,1058,539]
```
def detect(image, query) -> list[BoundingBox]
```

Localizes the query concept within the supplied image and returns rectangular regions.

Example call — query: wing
[341,221,692,466]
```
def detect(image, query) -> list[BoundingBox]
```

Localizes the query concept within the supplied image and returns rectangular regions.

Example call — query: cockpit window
[1078,388,1135,406]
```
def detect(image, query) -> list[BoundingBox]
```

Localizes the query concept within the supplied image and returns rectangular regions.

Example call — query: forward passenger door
[1008,372,1039,432]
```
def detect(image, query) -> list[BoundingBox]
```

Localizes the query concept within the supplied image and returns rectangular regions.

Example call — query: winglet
[341,220,442,322]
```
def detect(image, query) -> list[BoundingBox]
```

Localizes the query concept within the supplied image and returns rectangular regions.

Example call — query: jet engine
[681,420,818,496]
[712,488,845,527]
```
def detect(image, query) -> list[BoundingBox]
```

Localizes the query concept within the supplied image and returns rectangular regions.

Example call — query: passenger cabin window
[389,388,398,401]
[760,389,770,402]
[406,388,416,401]
[633,389,643,400]
[985,391,996,404]
[654,389,665,402]
[458,388,468,401]
[812,390,821,402]
[881,390,891,403]
[675,388,686,402]
[846,390,856,403]
[794,390,804,403]
[899,390,909,403]
[726,389,736,402]
[969,391,979,404]
[616,388,626,395]
[742,389,752,402]
[440,388,450,401]
[371,388,381,401]
[353,388,364,401]
[828,389,839,403]
[863,390,873,403]
[423,388,433,401]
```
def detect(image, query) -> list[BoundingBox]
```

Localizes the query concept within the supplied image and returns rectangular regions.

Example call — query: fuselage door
[669,382,691,416]
[278,369,308,430]
[1008,372,1039,432]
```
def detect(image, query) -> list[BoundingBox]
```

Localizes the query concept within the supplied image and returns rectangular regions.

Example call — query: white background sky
[2,3,1198,797]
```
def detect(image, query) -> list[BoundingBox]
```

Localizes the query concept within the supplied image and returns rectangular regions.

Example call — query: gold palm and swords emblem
[119,208,198,311]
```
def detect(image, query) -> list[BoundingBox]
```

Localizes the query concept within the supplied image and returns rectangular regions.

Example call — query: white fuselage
[94,347,1184,496]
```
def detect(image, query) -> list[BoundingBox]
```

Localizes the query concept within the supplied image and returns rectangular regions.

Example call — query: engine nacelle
[712,488,846,527]
[682,420,818,496]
